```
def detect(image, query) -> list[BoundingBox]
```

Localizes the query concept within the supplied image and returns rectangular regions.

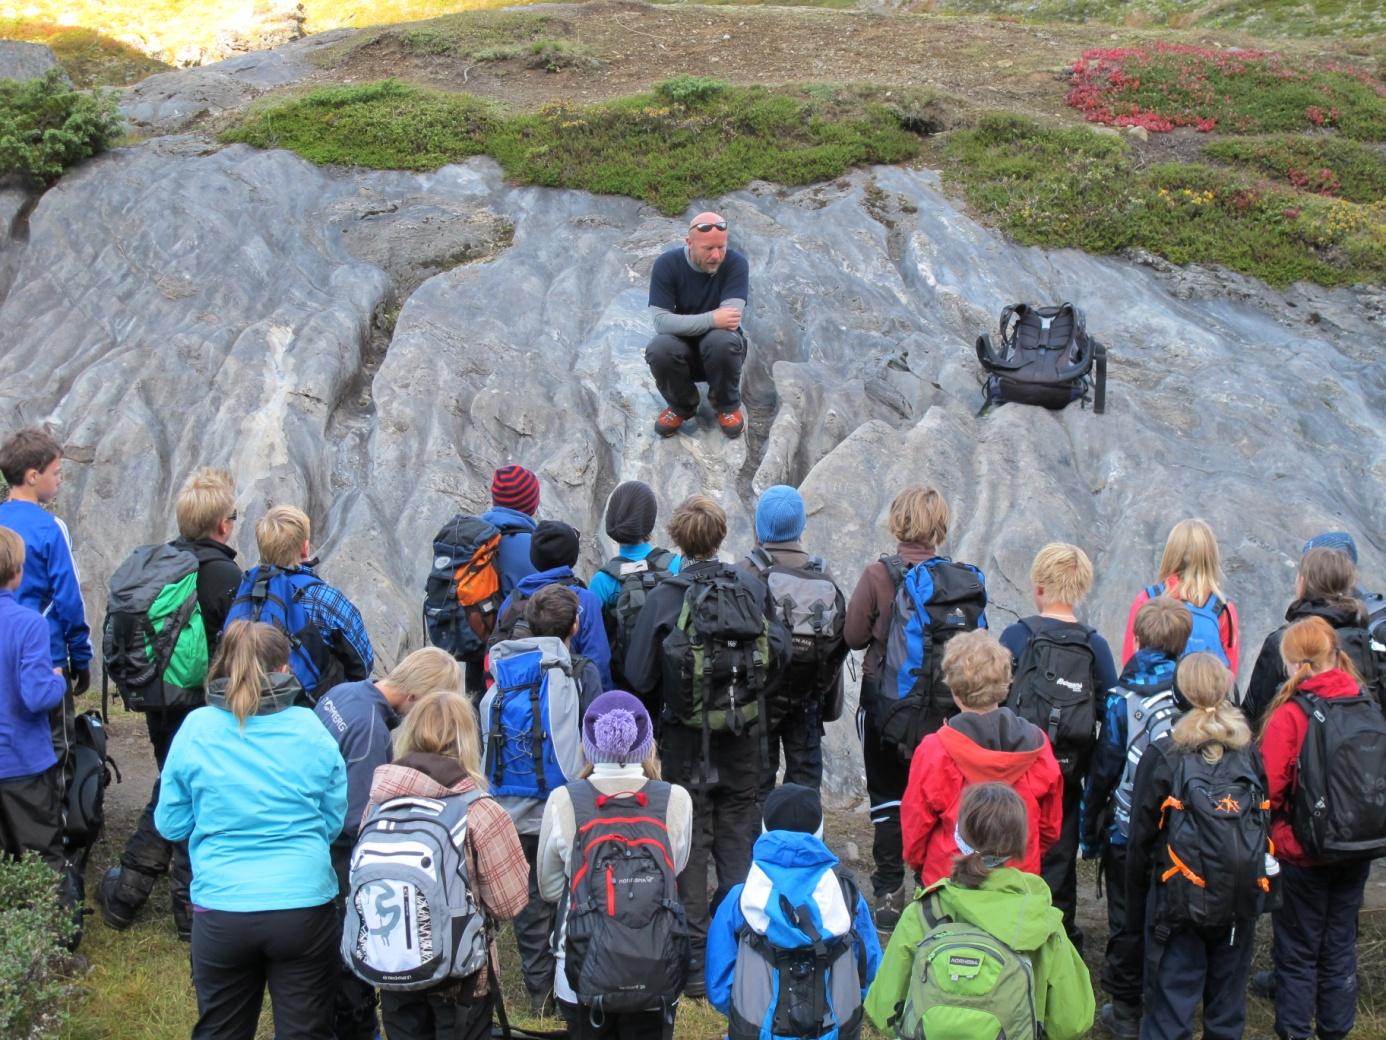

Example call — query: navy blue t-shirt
[1000,615,1119,693]
[648,246,750,316]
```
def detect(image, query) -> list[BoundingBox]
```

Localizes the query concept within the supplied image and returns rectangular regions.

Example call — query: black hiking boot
[1250,970,1276,1000]
[1098,1000,1141,1039]
[96,866,136,931]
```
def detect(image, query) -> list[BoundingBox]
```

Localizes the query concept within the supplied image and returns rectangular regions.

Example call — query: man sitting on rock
[645,212,750,439]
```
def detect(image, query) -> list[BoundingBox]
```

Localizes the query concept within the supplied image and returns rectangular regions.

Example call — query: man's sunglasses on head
[691,221,728,232]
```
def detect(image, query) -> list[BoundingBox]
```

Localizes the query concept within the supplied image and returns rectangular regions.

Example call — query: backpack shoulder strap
[747,546,775,575]
[920,887,951,930]
[806,556,827,573]
[879,553,909,590]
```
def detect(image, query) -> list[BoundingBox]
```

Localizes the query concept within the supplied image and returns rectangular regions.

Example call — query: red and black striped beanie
[490,464,540,515]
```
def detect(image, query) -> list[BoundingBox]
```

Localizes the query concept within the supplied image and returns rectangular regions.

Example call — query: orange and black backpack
[423,515,520,661]
[1155,744,1277,927]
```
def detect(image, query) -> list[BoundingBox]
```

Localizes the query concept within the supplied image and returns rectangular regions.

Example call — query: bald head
[686,211,729,273]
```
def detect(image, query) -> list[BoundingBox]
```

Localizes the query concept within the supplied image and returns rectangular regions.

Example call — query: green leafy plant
[0,69,123,187]
[0,854,76,1038]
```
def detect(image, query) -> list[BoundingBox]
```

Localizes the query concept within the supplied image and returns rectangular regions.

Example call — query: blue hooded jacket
[500,566,612,689]
[707,830,882,1027]
[481,506,537,598]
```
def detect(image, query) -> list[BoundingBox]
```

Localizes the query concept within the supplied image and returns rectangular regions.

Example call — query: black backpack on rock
[975,302,1107,415]
[1291,691,1386,863]
[1005,618,1101,781]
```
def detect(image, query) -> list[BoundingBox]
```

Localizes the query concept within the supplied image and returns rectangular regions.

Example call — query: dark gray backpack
[975,302,1107,415]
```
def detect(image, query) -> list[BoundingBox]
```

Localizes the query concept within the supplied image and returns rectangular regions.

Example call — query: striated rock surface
[0,40,64,83]
[1,98,1382,802]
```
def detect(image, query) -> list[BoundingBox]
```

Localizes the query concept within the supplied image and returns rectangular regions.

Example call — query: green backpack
[896,890,1037,1040]
[103,543,209,711]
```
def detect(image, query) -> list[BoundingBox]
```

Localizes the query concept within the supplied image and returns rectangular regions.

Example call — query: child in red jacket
[1260,616,1376,1040]
[901,629,1063,884]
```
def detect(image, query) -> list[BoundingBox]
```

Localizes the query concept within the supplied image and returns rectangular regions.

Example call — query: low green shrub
[0,69,123,186]
[1204,134,1386,204]
[0,854,75,1038]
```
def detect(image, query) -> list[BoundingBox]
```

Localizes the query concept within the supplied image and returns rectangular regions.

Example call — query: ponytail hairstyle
[950,783,1028,889]
[1260,616,1362,739]
[1156,518,1226,608]
[395,691,488,790]
[208,620,292,726]
[1170,653,1249,763]
[1296,548,1366,622]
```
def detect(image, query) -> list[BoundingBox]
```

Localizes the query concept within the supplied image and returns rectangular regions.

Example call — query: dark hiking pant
[331,841,380,1040]
[759,701,824,799]
[560,999,675,1040]
[1040,773,1084,953]
[645,330,746,416]
[106,706,195,930]
[0,766,67,873]
[515,831,557,999]
[1100,843,1143,1007]
[1272,860,1370,1040]
[380,985,494,1040]
[190,902,337,1040]
[1140,915,1256,1040]
[665,725,761,978]
[860,700,907,899]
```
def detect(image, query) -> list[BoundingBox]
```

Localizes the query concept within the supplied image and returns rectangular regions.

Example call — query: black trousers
[380,985,494,1040]
[1100,843,1143,1006]
[1039,773,1083,953]
[515,831,556,998]
[1272,860,1370,1040]
[559,998,674,1040]
[189,902,338,1040]
[860,705,908,899]
[644,330,746,415]
[1140,915,1257,1040]
[0,766,66,873]
[331,842,380,1040]
[759,701,824,798]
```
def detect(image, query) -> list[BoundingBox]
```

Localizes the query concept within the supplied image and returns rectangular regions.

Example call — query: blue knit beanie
[756,485,805,544]
[581,690,655,766]
[1302,531,1357,564]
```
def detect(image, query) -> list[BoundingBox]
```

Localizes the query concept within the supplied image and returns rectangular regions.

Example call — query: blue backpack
[876,556,988,758]
[480,637,586,800]
[1144,584,1229,665]
[225,565,335,701]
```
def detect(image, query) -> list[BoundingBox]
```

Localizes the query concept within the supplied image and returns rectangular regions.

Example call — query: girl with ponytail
[1259,616,1373,1040]
[155,620,347,1040]
[865,783,1094,1040]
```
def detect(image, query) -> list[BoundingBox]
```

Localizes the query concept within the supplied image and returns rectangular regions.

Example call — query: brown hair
[950,783,1028,889]
[1030,542,1094,607]
[395,691,488,789]
[0,428,61,487]
[1260,616,1362,738]
[208,620,292,726]
[887,485,948,547]
[1170,653,1249,763]
[525,584,580,639]
[175,467,237,541]
[941,630,1012,710]
[1297,547,1365,622]
[0,526,24,585]
[668,495,726,559]
[1156,519,1226,607]
[1133,596,1193,657]
[256,505,310,568]
[382,647,462,700]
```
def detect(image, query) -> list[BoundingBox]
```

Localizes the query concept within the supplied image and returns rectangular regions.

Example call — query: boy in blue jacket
[482,464,541,596]
[708,784,881,1040]
[0,526,71,875]
[0,429,92,776]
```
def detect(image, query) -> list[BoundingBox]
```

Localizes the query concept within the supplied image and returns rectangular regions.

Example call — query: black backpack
[1290,691,1386,863]
[64,711,120,860]
[975,302,1108,415]
[1335,619,1386,711]
[601,549,677,688]
[746,547,848,724]
[1155,745,1275,928]
[1005,618,1101,781]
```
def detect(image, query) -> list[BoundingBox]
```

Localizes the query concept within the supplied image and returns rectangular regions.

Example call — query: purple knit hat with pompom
[582,690,655,766]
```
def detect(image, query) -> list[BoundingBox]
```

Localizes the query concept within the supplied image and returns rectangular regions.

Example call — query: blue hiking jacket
[0,590,69,780]
[480,506,537,598]
[588,543,684,606]
[502,566,613,689]
[707,830,882,1018]
[0,500,92,668]
[314,679,398,844]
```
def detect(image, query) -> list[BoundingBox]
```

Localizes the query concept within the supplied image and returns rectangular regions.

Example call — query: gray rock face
[0,40,64,83]
[1,133,1382,805]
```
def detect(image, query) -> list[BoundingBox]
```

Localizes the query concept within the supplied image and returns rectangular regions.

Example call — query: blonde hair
[941,630,1012,710]
[1156,519,1225,607]
[579,748,663,781]
[257,505,310,568]
[175,467,236,540]
[0,526,24,585]
[395,691,488,790]
[1134,596,1194,657]
[951,783,1028,889]
[1260,616,1362,738]
[208,620,292,726]
[1170,653,1249,763]
[382,647,462,700]
[1030,542,1093,607]
[668,495,726,559]
[887,485,948,547]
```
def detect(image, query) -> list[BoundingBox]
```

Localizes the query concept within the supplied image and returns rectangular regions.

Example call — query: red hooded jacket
[901,707,1064,884]
[1260,667,1363,867]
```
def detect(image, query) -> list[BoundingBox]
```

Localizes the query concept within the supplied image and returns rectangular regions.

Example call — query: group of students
[1,424,1384,1040]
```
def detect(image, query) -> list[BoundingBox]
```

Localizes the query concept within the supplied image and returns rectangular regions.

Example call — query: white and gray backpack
[342,791,489,991]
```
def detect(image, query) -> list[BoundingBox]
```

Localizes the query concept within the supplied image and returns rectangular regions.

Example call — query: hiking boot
[684,973,707,1000]
[654,408,686,438]
[1098,1000,1140,1039]
[872,879,911,930]
[1250,969,1276,1000]
[717,407,745,439]
[527,988,555,1018]
[96,866,136,931]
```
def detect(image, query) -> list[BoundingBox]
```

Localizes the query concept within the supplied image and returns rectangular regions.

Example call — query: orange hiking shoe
[654,408,686,438]
[718,407,745,439]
